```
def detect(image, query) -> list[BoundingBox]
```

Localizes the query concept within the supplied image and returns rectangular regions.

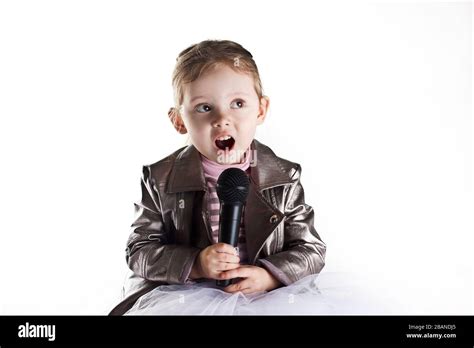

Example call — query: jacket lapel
[244,139,293,264]
[166,143,207,194]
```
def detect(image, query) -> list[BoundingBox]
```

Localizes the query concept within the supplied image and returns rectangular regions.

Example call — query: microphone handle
[216,202,243,287]
[216,279,232,287]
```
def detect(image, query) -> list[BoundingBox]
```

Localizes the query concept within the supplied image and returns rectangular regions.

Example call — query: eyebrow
[190,92,251,104]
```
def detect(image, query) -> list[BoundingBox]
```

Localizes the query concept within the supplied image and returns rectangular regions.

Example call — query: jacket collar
[166,138,294,193]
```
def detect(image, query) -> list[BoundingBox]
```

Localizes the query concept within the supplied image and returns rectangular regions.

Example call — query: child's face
[175,64,269,164]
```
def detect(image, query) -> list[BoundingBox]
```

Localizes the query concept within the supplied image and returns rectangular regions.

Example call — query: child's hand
[219,265,282,294]
[194,243,240,280]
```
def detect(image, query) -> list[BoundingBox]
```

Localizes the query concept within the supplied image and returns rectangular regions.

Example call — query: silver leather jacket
[109,139,326,315]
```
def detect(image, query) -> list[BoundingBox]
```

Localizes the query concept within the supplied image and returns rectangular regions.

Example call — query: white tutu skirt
[124,272,396,315]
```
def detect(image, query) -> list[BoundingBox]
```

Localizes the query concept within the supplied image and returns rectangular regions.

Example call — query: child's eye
[230,99,245,109]
[195,104,212,113]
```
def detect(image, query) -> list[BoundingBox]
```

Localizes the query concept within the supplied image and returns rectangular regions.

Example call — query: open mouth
[215,135,235,151]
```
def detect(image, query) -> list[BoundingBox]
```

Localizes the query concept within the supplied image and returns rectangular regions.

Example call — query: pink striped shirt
[200,149,251,264]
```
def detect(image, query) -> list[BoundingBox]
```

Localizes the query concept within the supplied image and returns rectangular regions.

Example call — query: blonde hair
[172,39,264,107]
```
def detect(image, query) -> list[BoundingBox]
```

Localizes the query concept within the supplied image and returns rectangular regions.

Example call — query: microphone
[215,168,250,287]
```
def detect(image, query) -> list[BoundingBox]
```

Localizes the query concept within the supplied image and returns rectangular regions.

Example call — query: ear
[256,95,270,125]
[168,107,188,134]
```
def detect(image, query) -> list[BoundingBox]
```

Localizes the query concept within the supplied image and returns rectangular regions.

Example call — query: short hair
[171,39,263,107]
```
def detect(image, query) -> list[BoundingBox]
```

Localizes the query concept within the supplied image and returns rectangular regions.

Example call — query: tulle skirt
[124,272,396,315]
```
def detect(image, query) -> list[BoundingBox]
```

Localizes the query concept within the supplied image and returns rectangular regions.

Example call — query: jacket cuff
[256,258,293,286]
[182,249,201,284]
[167,246,202,284]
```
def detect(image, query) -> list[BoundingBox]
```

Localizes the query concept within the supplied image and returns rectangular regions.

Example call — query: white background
[0,0,472,315]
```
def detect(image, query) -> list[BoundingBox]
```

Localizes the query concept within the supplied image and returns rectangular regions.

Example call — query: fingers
[218,265,253,280]
[213,252,240,273]
[213,243,239,256]
[215,260,241,272]
[199,243,240,279]
[223,279,251,294]
[212,243,239,273]
[216,252,240,264]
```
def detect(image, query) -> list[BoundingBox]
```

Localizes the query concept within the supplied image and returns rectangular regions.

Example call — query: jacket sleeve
[256,164,326,285]
[125,165,201,285]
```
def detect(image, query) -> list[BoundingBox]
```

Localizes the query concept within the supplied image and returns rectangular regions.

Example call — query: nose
[212,112,231,128]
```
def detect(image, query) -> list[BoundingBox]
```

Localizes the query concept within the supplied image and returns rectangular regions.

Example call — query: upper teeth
[218,135,232,141]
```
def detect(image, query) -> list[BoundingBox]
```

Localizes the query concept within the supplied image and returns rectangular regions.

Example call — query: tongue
[215,137,235,150]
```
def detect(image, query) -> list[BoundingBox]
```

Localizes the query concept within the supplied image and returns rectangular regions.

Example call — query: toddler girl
[110,40,331,315]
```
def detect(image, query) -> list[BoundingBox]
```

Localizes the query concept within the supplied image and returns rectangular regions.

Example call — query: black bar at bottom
[0,315,472,346]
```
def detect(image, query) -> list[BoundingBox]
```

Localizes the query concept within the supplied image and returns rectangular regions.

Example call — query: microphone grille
[216,168,250,203]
